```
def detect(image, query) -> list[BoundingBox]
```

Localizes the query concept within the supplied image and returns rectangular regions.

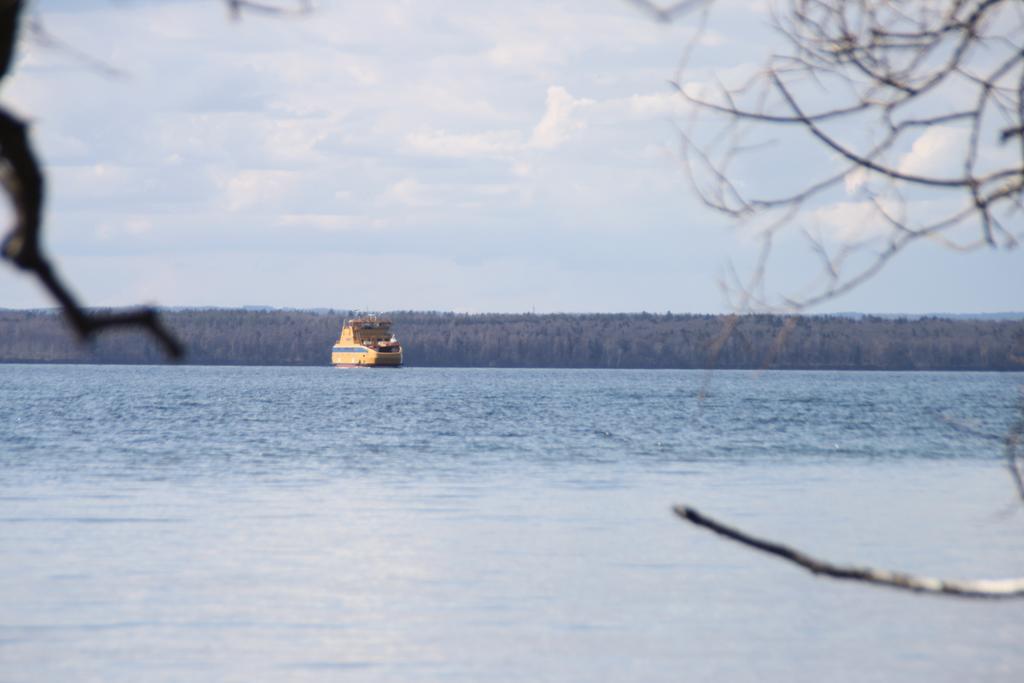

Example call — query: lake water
[1,365,1022,682]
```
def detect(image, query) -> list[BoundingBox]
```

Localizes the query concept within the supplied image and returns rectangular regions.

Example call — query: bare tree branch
[659,0,1024,312]
[0,1,183,358]
[673,504,1024,598]
[674,394,1024,598]
[23,7,125,77]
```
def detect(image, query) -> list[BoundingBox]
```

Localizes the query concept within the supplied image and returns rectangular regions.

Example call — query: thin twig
[660,0,1024,312]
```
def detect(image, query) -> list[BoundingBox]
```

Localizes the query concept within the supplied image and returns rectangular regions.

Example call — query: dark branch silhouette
[672,502,1024,598]
[1,0,309,358]
[673,397,1024,598]
[0,1,182,358]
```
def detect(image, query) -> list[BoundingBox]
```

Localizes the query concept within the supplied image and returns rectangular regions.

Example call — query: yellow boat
[331,315,403,367]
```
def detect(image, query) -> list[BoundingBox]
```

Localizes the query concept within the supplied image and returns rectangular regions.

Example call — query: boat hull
[331,346,402,367]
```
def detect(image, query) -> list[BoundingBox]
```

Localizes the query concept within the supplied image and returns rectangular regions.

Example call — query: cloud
[223,170,302,212]
[623,92,687,118]
[844,167,868,194]
[487,40,560,70]
[406,129,523,158]
[95,216,154,241]
[55,164,140,200]
[277,214,386,232]
[895,124,1019,189]
[808,199,900,242]
[384,178,435,208]
[529,86,594,149]
[898,126,967,179]
[17,0,1007,315]
[406,84,682,160]
[383,177,519,210]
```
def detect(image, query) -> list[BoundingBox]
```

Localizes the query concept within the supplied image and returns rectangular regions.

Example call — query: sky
[1,0,1020,314]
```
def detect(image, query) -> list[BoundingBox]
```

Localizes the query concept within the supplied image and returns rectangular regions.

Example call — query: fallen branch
[673,504,1024,598]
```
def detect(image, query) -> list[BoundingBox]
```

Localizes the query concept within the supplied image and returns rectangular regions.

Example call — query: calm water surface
[1,366,1022,682]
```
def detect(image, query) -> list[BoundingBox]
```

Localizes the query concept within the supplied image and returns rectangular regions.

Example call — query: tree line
[0,308,1021,370]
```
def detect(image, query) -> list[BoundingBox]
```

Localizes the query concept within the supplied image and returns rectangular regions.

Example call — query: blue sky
[1,0,1020,313]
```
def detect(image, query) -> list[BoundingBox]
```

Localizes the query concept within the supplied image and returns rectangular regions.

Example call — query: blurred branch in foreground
[0,1,182,357]
[0,0,307,358]
[674,400,1024,598]
[658,0,1023,311]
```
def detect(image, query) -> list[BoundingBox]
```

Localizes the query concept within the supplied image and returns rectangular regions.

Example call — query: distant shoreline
[1,362,1020,374]
[1,308,1022,371]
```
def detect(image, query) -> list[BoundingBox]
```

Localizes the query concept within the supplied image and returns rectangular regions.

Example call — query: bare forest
[1,308,1021,370]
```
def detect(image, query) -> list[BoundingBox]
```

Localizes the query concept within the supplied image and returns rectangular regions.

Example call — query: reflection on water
[1,366,1022,682]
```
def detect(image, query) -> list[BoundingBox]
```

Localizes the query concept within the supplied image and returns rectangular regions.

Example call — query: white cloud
[95,216,153,241]
[487,41,560,70]
[624,92,687,118]
[896,124,1020,188]
[809,199,900,242]
[402,85,685,166]
[383,177,518,210]
[405,85,685,161]
[57,164,136,198]
[277,214,385,232]
[4,1,1011,314]
[406,129,523,158]
[384,178,435,208]
[898,127,967,178]
[529,85,594,149]
[677,62,763,107]
[223,170,302,212]
[844,167,868,194]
